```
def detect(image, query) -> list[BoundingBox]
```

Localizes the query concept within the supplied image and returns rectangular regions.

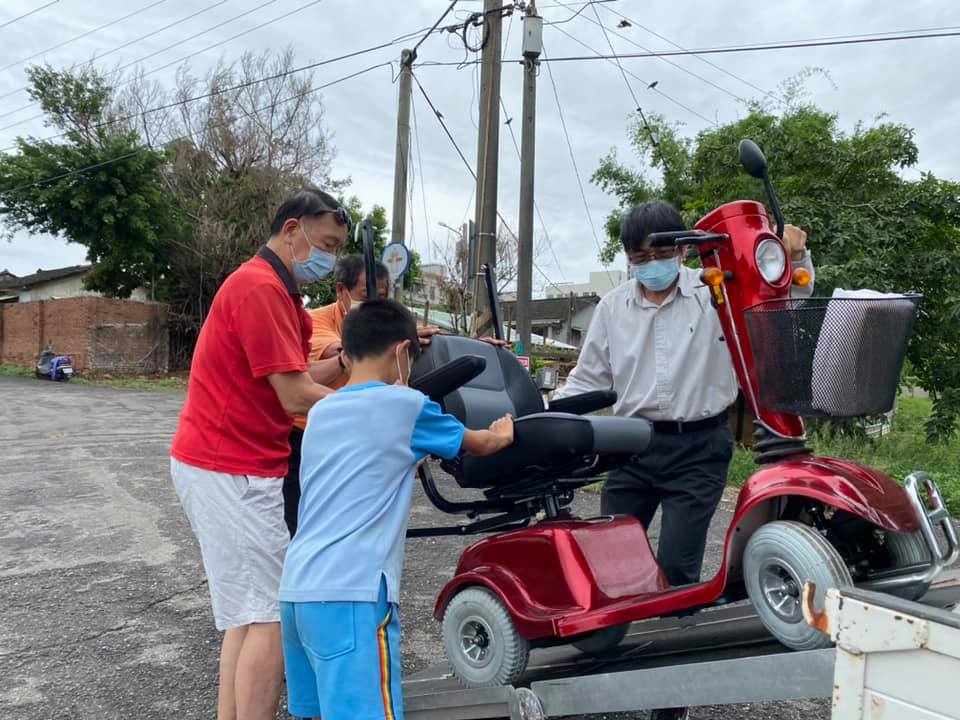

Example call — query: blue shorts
[280,580,403,720]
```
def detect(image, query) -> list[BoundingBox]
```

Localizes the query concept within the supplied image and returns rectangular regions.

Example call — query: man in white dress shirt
[556,201,814,590]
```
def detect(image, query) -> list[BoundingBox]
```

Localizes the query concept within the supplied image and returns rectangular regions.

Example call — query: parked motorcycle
[36,345,74,381]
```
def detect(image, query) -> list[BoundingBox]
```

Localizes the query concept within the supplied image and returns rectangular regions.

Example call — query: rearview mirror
[738,139,768,180]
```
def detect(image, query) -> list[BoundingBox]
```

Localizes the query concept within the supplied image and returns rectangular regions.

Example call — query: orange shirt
[292,301,348,431]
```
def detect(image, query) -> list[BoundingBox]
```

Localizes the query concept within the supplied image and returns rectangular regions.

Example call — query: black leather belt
[652,413,728,434]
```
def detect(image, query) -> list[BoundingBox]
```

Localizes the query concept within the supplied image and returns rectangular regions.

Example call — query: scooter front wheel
[441,586,529,688]
[744,520,852,651]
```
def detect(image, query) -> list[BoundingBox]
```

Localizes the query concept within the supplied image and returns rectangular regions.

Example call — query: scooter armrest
[548,390,617,416]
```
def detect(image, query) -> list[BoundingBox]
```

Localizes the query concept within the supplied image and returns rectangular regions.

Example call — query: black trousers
[283,427,304,538]
[601,423,733,587]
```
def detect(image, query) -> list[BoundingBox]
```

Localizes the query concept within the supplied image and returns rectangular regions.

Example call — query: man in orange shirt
[283,255,390,535]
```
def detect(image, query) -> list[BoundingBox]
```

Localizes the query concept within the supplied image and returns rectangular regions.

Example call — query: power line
[0,0,230,120]
[540,44,615,285]
[580,0,749,105]
[583,2,674,173]
[412,70,565,295]
[0,0,292,128]
[0,29,431,154]
[415,27,960,67]
[598,3,773,99]
[0,0,60,30]
[1,0,172,74]
[412,0,459,55]
[0,62,393,196]
[548,22,716,125]
[410,91,433,263]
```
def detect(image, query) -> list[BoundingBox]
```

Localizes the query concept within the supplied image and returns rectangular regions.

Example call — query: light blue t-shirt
[279,382,465,605]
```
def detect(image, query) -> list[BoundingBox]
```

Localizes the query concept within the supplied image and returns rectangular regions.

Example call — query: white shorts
[170,457,289,631]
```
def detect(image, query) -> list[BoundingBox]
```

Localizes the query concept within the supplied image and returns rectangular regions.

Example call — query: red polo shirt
[171,247,311,477]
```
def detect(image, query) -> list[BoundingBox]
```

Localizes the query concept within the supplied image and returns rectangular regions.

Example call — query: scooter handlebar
[647,229,729,247]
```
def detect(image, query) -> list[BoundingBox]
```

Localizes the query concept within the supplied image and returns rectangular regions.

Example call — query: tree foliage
[592,100,960,440]
[0,51,417,366]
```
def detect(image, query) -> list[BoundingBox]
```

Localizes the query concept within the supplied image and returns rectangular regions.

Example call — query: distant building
[0,265,149,303]
[545,269,627,299]
[411,263,446,306]
[500,294,601,348]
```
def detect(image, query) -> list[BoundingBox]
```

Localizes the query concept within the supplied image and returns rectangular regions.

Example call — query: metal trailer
[805,584,960,720]
[402,569,960,720]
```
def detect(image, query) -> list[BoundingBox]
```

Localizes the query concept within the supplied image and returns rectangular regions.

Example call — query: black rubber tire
[441,587,529,688]
[572,623,630,655]
[883,531,932,601]
[744,520,852,651]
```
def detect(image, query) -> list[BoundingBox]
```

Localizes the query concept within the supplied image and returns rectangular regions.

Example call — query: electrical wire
[0,27,438,154]
[0,62,393,195]
[0,0,60,30]
[598,3,773,99]
[0,0,231,122]
[1,0,172,74]
[582,0,749,105]
[541,43,616,284]
[412,71,565,297]
[548,22,716,125]
[411,91,433,263]
[412,0,460,55]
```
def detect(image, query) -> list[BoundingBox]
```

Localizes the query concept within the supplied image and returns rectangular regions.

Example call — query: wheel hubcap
[458,618,494,667]
[759,559,803,624]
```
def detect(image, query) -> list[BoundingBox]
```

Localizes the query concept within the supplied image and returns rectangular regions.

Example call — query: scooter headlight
[756,239,786,284]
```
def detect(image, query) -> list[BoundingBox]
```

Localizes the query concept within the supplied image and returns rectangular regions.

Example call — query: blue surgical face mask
[292,224,336,284]
[632,257,680,292]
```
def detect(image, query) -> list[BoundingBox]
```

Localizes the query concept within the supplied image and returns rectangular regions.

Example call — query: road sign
[516,355,530,370]
[382,241,411,282]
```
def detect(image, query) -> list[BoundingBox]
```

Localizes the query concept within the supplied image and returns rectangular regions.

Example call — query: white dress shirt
[554,253,815,422]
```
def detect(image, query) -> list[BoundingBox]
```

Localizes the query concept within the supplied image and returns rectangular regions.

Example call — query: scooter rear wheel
[441,586,529,688]
[882,531,932,601]
[744,520,852,651]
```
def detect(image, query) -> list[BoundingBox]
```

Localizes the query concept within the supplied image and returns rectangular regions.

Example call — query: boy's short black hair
[620,200,686,253]
[334,255,389,291]
[342,299,421,361]
[269,188,344,236]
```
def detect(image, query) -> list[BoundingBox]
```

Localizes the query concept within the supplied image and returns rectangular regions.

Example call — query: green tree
[593,102,960,440]
[0,66,178,298]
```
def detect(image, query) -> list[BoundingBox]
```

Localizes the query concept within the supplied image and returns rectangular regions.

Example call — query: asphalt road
[0,375,847,719]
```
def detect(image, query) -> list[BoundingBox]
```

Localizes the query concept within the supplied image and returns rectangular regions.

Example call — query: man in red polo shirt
[170,188,351,720]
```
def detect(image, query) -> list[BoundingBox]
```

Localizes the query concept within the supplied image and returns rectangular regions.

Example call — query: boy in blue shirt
[279,299,514,720]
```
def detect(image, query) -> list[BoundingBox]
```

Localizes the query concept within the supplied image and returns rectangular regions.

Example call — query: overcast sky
[1,0,957,292]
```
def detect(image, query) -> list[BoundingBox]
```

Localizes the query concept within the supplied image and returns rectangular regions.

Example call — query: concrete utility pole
[472,0,503,337]
[390,49,414,301]
[516,3,542,352]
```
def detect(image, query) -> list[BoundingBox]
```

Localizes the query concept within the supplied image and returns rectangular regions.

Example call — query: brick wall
[0,297,169,374]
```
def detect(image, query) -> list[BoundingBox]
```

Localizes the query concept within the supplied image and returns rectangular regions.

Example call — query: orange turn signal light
[792,268,811,287]
[701,267,725,286]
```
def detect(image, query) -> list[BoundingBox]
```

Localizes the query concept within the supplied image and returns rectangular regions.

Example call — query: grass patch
[0,363,188,393]
[729,397,960,510]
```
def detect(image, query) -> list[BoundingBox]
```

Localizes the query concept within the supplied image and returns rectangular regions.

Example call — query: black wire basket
[742,296,920,419]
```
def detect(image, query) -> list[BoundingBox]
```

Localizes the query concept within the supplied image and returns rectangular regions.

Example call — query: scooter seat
[459,412,651,489]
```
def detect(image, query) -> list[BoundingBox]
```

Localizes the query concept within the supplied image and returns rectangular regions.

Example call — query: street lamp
[437,221,462,238]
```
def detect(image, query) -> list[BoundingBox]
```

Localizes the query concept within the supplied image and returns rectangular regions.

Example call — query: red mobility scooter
[404,139,958,688]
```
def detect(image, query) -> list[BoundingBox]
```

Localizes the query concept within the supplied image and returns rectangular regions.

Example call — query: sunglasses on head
[321,206,353,233]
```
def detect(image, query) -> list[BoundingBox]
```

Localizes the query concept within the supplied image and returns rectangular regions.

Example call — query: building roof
[500,294,600,322]
[0,270,20,290]
[2,264,90,289]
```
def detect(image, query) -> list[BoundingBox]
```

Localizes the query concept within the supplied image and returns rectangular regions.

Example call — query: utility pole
[390,48,415,301]
[472,0,503,337]
[516,2,542,353]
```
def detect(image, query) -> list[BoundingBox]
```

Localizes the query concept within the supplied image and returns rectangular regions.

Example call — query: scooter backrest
[409,335,545,429]
[410,355,486,405]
